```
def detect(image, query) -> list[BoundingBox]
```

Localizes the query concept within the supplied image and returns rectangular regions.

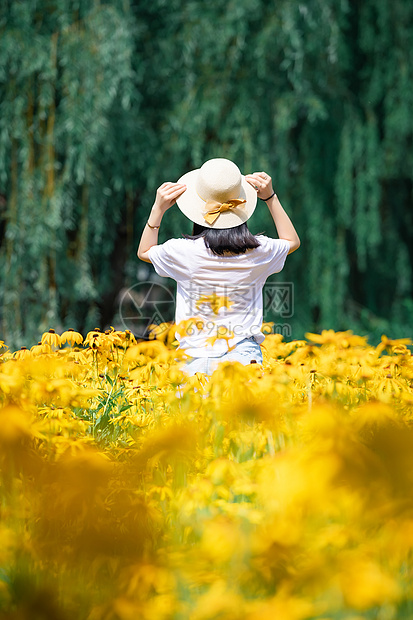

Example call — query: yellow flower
[13,346,32,360]
[205,326,235,348]
[41,328,61,348]
[123,330,137,345]
[261,321,275,336]
[0,322,412,617]
[102,327,136,349]
[65,347,88,364]
[30,342,52,355]
[84,328,102,347]
[306,329,367,348]
[125,339,169,363]
[376,335,412,355]
[148,322,174,343]
[60,329,84,346]
[174,317,205,339]
[305,329,341,344]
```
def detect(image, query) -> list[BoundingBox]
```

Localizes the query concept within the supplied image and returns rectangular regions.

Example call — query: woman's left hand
[153,182,187,213]
[245,172,274,200]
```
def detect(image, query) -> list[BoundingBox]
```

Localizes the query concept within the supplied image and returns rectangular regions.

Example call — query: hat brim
[176,168,258,229]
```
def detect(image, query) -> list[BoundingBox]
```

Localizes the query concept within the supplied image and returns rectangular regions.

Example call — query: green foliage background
[1,0,412,348]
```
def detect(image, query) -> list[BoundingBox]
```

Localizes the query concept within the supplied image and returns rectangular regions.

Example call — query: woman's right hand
[245,172,274,201]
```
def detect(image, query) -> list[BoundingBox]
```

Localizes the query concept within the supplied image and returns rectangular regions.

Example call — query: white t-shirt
[147,235,290,357]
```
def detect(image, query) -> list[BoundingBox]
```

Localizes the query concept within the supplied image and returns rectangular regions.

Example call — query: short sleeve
[147,238,189,281]
[259,237,290,277]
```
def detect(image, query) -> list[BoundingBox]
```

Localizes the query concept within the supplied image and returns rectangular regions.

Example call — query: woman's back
[147,234,290,357]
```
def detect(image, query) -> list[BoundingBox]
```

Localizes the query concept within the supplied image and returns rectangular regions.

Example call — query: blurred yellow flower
[338,556,400,609]
[245,589,315,620]
[191,580,244,620]
[0,404,33,446]
[0,327,411,618]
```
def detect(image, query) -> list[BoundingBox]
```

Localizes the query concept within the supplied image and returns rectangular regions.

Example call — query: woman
[137,158,300,376]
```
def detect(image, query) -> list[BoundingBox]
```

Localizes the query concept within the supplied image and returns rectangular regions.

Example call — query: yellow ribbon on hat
[203,198,247,225]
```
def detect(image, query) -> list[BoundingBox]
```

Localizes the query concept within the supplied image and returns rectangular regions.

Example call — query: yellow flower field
[0,325,413,619]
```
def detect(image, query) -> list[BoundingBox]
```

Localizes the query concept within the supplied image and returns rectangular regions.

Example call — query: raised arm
[137,182,186,263]
[245,172,300,254]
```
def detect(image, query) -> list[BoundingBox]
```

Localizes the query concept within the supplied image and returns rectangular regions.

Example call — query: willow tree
[0,0,139,346]
[1,0,412,348]
[132,0,413,339]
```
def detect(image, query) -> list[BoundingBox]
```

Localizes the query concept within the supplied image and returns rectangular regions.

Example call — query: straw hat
[176,158,257,229]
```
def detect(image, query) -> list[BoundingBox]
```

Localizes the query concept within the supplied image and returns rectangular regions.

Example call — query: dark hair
[183,222,262,256]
